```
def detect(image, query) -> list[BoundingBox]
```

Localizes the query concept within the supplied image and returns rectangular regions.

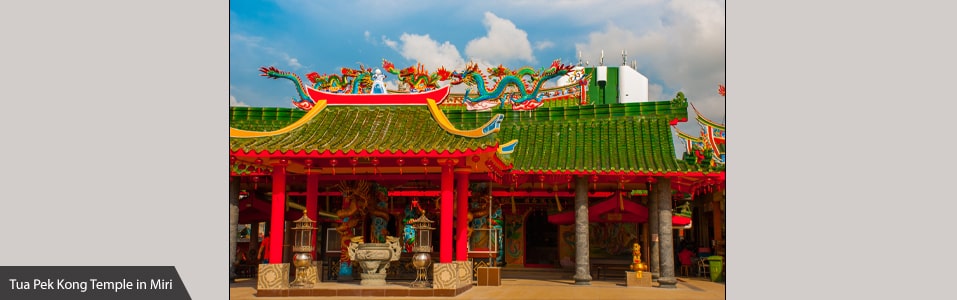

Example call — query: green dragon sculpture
[452,59,574,110]
[260,66,372,110]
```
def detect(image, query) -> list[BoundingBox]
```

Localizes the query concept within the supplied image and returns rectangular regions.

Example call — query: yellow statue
[630,243,649,278]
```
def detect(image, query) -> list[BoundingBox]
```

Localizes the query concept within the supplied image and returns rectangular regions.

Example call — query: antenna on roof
[631,59,637,70]
[599,50,604,66]
[577,51,583,67]
[621,50,627,66]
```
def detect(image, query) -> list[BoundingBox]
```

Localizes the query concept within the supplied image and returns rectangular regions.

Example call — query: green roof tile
[228,97,718,174]
[230,106,498,154]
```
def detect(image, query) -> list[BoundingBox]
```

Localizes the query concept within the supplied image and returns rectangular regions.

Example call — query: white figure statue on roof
[371,69,387,94]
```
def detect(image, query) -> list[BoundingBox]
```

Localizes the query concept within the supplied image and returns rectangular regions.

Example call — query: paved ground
[229,273,725,300]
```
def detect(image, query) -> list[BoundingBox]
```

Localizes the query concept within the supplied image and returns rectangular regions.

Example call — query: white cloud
[392,33,466,71]
[381,36,397,49]
[464,12,536,65]
[229,95,249,107]
[575,0,725,126]
[287,58,302,69]
[535,41,555,51]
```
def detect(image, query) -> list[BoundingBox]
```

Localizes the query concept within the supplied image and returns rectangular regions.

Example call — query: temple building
[228,57,725,296]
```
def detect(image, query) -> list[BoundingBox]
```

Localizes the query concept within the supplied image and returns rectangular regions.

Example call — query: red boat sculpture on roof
[305,85,450,106]
[260,61,455,110]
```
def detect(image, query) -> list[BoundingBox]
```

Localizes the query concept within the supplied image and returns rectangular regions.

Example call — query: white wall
[618,65,648,103]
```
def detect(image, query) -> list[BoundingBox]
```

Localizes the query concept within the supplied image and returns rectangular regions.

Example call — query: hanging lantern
[397,158,405,175]
[566,175,572,190]
[329,159,338,175]
[350,157,359,175]
[304,159,313,175]
[251,176,260,190]
[421,158,429,175]
[254,158,263,166]
[230,156,237,166]
[539,174,546,189]
[471,155,480,170]
[371,157,380,175]
[591,174,599,190]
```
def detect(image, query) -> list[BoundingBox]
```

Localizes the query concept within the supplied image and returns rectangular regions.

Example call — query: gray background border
[0,1,225,299]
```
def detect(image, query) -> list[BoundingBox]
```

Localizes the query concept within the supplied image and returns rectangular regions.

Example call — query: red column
[306,173,319,259]
[455,169,470,261]
[440,162,454,263]
[269,162,287,264]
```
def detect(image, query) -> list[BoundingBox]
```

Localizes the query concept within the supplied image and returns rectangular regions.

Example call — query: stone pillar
[249,222,260,262]
[649,182,660,279]
[713,191,723,250]
[269,162,287,264]
[229,177,239,282]
[440,163,454,263]
[306,173,319,259]
[655,178,676,288]
[572,176,591,285]
[641,221,649,268]
[455,169,470,261]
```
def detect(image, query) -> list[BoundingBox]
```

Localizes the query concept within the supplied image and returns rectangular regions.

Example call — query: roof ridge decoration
[229,100,328,138]
[451,59,576,111]
[497,139,518,154]
[426,99,503,138]
[382,59,452,92]
[262,65,454,109]
[673,87,725,168]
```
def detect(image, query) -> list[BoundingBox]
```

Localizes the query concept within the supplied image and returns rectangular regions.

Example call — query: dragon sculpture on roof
[451,59,574,111]
[382,59,452,92]
[260,65,374,110]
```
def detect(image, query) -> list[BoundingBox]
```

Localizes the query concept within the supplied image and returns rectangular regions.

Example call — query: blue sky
[230,0,725,139]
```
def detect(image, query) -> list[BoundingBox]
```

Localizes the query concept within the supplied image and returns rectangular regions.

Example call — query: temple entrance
[524,208,558,267]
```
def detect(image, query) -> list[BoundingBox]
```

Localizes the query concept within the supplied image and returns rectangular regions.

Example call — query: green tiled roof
[229,106,499,154]
[498,116,708,173]
[442,99,714,174]
[228,96,716,174]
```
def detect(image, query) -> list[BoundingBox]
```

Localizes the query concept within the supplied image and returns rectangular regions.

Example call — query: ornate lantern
[290,211,317,288]
[410,214,435,288]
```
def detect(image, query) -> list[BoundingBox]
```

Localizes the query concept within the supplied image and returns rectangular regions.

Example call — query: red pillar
[269,162,287,264]
[440,162,454,263]
[306,173,319,259]
[455,169,470,261]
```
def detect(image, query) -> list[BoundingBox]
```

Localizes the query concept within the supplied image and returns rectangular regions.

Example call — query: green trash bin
[706,256,724,282]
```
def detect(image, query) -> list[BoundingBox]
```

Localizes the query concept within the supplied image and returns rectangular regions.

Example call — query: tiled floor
[229,274,725,300]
